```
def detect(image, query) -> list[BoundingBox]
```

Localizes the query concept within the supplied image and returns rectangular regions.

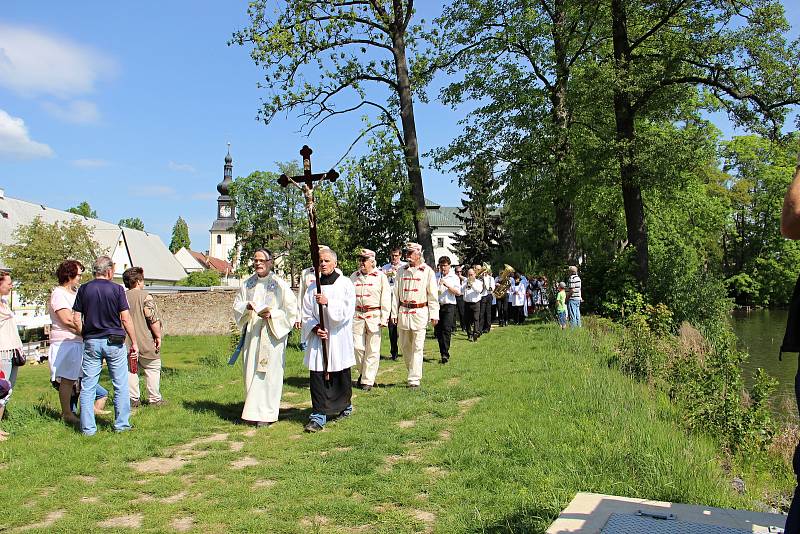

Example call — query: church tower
[209,145,236,263]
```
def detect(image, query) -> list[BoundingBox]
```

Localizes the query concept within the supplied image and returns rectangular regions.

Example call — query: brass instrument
[493,264,515,299]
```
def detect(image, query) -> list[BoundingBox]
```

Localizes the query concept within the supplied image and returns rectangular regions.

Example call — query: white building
[0,188,186,322]
[426,198,465,265]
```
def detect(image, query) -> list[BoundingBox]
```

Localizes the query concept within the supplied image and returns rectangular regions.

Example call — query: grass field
[0,320,780,533]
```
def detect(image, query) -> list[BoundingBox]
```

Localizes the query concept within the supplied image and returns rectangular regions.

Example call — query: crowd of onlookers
[0,256,163,440]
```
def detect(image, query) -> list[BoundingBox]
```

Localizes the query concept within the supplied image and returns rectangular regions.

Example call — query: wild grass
[0,325,774,533]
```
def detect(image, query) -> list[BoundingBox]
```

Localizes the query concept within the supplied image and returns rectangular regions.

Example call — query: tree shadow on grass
[277,406,312,424]
[182,400,243,424]
[284,376,311,389]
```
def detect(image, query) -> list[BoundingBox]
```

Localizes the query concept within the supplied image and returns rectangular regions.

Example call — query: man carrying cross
[301,248,356,432]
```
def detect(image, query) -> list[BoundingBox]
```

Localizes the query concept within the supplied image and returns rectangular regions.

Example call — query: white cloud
[168,161,196,173]
[0,23,117,98]
[131,185,176,197]
[0,108,54,160]
[41,99,101,124]
[71,158,109,168]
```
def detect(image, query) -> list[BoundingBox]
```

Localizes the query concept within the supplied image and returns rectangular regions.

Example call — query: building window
[437,238,444,248]
[217,235,222,244]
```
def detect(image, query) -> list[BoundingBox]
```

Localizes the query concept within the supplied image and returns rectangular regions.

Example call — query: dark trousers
[497,299,509,326]
[787,368,800,532]
[465,301,481,339]
[511,305,523,324]
[455,295,466,331]
[481,295,492,333]
[388,320,399,358]
[435,304,456,361]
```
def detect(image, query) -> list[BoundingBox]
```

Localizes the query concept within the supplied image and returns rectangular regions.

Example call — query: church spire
[217,143,233,196]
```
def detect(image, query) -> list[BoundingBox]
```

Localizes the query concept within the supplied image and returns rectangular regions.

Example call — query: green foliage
[169,216,191,253]
[66,201,97,218]
[0,217,103,307]
[610,308,778,453]
[177,270,220,288]
[721,135,800,306]
[118,217,145,231]
[229,165,309,280]
[452,155,504,266]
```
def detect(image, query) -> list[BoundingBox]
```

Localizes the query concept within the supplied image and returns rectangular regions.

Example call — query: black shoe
[256,421,273,428]
[304,421,323,433]
[390,354,398,361]
[361,384,372,391]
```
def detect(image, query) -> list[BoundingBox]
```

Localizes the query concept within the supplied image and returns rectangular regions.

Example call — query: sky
[1,2,799,252]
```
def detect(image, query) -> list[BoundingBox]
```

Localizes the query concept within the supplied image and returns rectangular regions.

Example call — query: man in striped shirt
[567,265,582,328]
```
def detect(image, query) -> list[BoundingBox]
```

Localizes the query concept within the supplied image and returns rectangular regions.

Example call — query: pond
[731,308,797,420]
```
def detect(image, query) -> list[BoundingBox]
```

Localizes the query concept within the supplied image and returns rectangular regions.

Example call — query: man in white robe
[301,248,356,432]
[233,248,297,427]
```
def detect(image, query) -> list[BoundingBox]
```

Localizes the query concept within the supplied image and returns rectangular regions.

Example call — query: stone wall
[154,290,238,336]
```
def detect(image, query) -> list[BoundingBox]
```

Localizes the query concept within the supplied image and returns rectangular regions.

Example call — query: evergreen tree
[118,217,145,231]
[169,216,191,253]
[67,201,97,218]
[453,156,503,267]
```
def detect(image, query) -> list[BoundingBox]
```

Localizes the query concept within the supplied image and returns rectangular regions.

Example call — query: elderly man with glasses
[349,248,391,391]
[232,248,298,427]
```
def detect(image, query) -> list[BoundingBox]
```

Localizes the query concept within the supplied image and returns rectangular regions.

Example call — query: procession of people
[0,243,583,438]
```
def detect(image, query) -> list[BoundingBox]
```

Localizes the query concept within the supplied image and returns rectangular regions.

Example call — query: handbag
[11,347,25,367]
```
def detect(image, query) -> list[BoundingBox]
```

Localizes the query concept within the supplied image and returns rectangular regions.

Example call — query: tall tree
[118,217,145,231]
[0,217,103,307]
[169,216,191,253]
[452,156,503,267]
[233,0,438,265]
[66,201,97,218]
[606,0,800,284]
[436,0,602,265]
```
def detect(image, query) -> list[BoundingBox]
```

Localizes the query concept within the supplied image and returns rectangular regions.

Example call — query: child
[556,282,567,329]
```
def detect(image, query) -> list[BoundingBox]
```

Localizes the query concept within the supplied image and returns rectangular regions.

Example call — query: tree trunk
[611,0,649,284]
[550,0,579,265]
[391,25,436,266]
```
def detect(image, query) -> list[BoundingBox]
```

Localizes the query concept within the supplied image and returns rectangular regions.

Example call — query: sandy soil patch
[80,496,99,504]
[73,475,97,484]
[132,457,187,474]
[171,516,194,532]
[230,456,259,469]
[397,420,416,429]
[161,491,187,504]
[229,441,245,452]
[446,377,460,386]
[177,432,229,451]
[299,515,330,527]
[425,466,448,477]
[438,429,452,441]
[130,494,156,504]
[97,513,143,529]
[412,509,436,523]
[457,397,482,414]
[15,510,65,531]
[253,479,277,488]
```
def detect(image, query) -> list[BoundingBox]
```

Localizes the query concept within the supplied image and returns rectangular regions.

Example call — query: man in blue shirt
[73,255,138,435]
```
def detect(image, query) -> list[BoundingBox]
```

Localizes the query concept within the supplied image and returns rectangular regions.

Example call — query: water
[730,309,797,420]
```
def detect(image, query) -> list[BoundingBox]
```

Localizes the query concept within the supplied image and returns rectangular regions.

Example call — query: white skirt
[49,339,84,381]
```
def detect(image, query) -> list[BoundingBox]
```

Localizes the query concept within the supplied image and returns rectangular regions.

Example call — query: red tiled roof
[206,256,233,274]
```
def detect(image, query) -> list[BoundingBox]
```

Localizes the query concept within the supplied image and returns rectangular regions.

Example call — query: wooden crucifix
[278,145,339,378]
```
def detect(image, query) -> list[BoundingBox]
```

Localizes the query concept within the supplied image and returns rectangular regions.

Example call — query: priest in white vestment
[233,248,297,427]
[301,248,356,433]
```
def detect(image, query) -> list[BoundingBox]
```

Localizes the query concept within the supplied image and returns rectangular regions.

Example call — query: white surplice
[233,273,298,423]
[301,274,356,372]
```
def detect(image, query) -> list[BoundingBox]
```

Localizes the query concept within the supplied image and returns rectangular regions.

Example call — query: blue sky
[1,2,799,252]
